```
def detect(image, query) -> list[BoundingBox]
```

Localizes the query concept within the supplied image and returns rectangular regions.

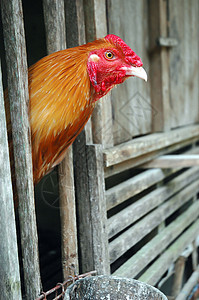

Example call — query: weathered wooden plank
[108,167,199,238]
[106,168,178,211]
[191,240,198,271]
[74,142,110,274]
[109,179,199,263]
[59,149,78,278]
[43,0,66,54]
[142,154,199,168]
[148,0,170,131]
[113,201,199,278]
[84,0,113,147]
[171,257,186,298]
[43,0,79,279]
[1,0,41,298]
[86,144,110,274]
[103,125,199,167]
[175,266,199,300]
[0,63,22,300]
[65,0,92,143]
[107,0,151,143]
[139,219,199,285]
[104,136,199,178]
[169,0,199,128]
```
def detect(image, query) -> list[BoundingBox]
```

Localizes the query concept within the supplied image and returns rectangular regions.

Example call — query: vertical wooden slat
[86,144,110,274]
[84,0,114,147]
[171,256,186,298]
[149,0,171,132]
[169,0,199,128]
[0,62,22,300]
[74,140,110,274]
[1,0,41,298]
[107,0,151,143]
[43,0,66,54]
[43,0,79,279]
[70,0,110,275]
[65,0,93,143]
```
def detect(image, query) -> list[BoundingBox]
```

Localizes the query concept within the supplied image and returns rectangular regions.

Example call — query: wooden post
[84,0,113,147]
[1,0,41,298]
[148,0,171,132]
[0,63,22,300]
[171,256,186,298]
[74,140,110,274]
[65,0,93,143]
[43,0,66,54]
[43,0,79,279]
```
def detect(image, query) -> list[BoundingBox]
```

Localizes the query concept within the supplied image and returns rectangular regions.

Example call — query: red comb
[105,34,143,67]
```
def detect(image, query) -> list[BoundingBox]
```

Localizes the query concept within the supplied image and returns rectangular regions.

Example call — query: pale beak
[121,66,147,82]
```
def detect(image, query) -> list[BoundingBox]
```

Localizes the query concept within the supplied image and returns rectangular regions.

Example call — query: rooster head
[87,34,147,100]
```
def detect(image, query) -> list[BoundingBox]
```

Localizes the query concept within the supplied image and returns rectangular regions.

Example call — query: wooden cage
[0,0,199,299]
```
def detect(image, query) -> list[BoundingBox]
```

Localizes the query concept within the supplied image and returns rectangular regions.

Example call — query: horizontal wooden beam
[142,154,199,168]
[103,125,199,168]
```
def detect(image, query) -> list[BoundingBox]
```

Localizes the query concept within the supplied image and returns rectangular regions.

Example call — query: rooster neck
[29,49,96,181]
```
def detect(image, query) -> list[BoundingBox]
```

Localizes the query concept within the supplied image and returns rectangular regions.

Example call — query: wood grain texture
[108,167,199,239]
[148,0,171,132]
[104,136,199,178]
[84,0,113,147]
[109,178,199,263]
[1,0,41,298]
[103,125,199,167]
[142,154,199,168]
[43,0,79,279]
[59,149,78,278]
[43,0,66,54]
[169,0,199,128]
[139,219,199,285]
[106,168,174,211]
[113,201,199,278]
[65,0,92,143]
[176,266,199,300]
[108,0,151,143]
[0,63,22,300]
[74,141,110,274]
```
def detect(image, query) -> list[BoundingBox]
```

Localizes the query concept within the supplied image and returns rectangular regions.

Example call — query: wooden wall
[169,0,199,128]
[108,0,151,144]
[0,0,199,299]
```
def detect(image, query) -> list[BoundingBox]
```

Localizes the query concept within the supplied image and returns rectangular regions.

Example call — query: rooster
[6,34,147,184]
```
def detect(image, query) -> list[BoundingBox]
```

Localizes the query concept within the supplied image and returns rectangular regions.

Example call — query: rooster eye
[105,51,115,60]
